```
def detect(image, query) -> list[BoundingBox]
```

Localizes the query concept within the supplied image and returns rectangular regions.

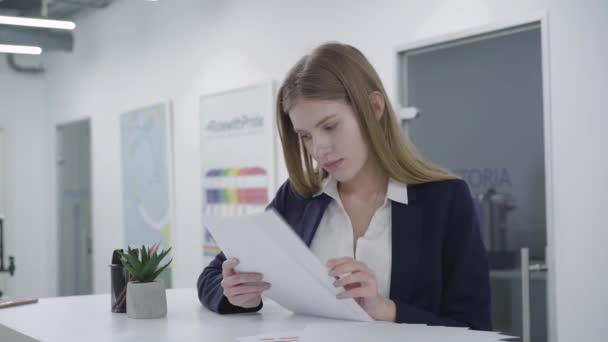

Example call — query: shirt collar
[313,176,408,205]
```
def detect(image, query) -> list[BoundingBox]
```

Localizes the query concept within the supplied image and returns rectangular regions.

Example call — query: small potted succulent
[119,243,172,319]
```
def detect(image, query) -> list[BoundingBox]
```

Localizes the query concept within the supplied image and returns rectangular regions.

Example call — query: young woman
[197,42,492,330]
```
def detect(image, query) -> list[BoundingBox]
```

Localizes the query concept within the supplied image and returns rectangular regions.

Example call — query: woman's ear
[369,91,385,120]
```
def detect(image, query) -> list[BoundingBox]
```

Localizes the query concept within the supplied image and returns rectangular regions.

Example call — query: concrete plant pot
[126,280,167,319]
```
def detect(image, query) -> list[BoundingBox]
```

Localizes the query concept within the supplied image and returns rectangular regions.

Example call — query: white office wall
[547,1,608,341]
[0,58,53,299]
[0,0,600,340]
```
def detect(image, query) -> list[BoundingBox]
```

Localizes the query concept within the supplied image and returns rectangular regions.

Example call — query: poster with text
[199,83,276,258]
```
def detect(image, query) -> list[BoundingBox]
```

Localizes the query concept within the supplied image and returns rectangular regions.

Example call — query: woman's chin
[328,169,356,183]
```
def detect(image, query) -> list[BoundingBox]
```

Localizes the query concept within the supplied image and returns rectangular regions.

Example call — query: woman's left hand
[327,257,396,322]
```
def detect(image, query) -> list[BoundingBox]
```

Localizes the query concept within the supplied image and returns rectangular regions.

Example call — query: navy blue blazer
[197,178,492,330]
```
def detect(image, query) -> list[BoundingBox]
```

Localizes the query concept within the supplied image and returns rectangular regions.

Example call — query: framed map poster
[120,102,174,285]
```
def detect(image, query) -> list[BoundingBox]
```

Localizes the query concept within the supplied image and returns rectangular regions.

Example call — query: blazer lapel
[390,198,423,302]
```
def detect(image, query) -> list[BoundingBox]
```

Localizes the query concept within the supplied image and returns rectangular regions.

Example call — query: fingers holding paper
[327,257,377,300]
[221,258,271,308]
[327,257,396,322]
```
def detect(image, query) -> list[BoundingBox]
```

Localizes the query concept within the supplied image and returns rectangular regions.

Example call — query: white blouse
[310,177,409,298]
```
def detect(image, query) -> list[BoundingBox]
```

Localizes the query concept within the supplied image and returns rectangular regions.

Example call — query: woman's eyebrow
[314,114,338,128]
[294,114,338,134]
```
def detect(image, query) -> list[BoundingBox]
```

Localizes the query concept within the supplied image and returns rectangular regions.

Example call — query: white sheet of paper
[300,322,517,342]
[204,210,373,322]
[236,330,303,342]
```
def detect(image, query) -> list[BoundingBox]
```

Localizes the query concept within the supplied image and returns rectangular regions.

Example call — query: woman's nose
[312,136,330,159]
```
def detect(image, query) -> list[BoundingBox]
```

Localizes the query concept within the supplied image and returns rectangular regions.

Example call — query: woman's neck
[338,158,388,199]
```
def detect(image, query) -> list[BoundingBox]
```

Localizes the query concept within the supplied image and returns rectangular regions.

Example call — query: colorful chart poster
[199,83,276,257]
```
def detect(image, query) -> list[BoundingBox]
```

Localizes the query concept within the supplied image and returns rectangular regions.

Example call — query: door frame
[393,12,555,342]
[0,124,9,297]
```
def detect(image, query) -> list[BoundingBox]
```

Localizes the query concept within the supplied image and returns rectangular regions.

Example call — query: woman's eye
[324,124,337,131]
[300,134,311,141]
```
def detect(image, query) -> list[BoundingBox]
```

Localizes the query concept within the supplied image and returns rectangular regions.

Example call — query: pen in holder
[110,249,128,313]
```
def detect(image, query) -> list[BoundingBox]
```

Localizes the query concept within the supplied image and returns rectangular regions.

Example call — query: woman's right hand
[221,258,271,308]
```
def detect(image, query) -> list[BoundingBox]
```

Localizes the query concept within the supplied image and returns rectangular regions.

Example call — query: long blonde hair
[276,42,457,197]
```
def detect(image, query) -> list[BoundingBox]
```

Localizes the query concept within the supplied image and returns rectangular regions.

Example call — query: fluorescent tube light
[0,15,76,30]
[0,44,42,55]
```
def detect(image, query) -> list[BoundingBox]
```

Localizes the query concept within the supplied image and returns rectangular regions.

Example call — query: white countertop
[0,288,333,342]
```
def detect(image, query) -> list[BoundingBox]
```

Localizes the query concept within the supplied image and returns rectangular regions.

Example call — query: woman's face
[288,98,369,182]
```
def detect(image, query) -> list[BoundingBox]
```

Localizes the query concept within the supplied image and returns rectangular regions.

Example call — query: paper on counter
[204,209,373,322]
[237,323,516,342]
[300,322,517,341]
[236,330,302,342]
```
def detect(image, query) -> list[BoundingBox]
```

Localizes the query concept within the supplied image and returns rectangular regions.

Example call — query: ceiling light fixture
[0,15,75,30]
[0,44,43,55]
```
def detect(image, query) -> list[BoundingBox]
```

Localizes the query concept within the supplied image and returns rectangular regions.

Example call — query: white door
[57,120,92,296]
[0,128,6,298]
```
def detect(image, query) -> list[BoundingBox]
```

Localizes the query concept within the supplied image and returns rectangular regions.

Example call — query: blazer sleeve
[393,180,493,330]
[196,181,290,314]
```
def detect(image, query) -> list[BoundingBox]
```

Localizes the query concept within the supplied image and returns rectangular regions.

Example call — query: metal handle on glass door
[521,248,531,342]
[521,248,548,342]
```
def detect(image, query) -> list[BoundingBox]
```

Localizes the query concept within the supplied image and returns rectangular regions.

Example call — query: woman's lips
[323,159,344,170]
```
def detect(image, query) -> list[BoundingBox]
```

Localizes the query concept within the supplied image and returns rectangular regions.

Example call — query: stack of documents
[204,210,372,321]
[237,323,516,341]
